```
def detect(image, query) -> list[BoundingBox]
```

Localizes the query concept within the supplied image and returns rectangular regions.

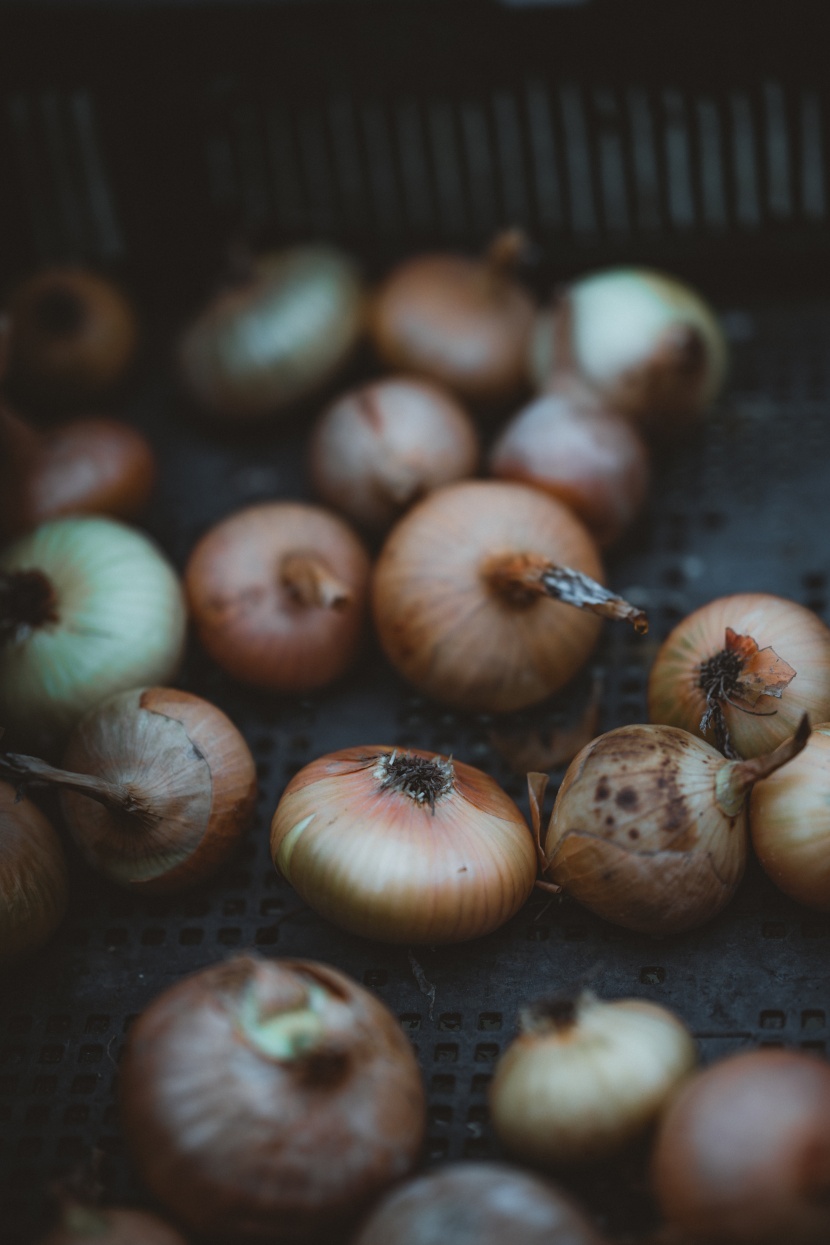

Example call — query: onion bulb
[489,993,697,1168]
[372,480,646,713]
[185,501,370,693]
[0,779,69,965]
[270,744,537,943]
[119,955,426,1242]
[37,1201,187,1245]
[369,230,536,406]
[648,593,830,758]
[651,1047,830,1244]
[0,516,187,755]
[178,244,364,423]
[6,266,138,409]
[351,1161,610,1245]
[0,686,257,894]
[309,376,480,532]
[750,721,830,909]
[531,268,727,436]
[539,717,810,934]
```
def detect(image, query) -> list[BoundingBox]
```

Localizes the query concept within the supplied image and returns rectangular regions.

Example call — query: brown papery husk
[118,955,426,1243]
[350,1160,610,1245]
[38,1202,188,1245]
[0,779,69,966]
[270,745,538,944]
[57,686,257,894]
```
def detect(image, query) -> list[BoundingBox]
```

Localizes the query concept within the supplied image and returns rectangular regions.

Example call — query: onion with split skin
[119,955,426,1243]
[0,779,69,966]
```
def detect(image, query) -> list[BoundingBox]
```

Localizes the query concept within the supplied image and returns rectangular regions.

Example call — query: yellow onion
[270,745,537,944]
[648,593,830,758]
[0,516,187,755]
[540,719,809,935]
[0,687,257,894]
[750,721,830,909]
[489,993,697,1168]
[530,268,727,436]
[178,244,364,424]
[372,480,646,713]
[0,779,69,965]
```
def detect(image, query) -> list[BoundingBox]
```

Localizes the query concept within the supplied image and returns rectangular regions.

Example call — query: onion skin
[750,721,830,909]
[651,1048,830,1244]
[56,686,257,894]
[185,501,371,693]
[0,779,69,966]
[350,1161,609,1245]
[37,1204,188,1245]
[648,594,830,758]
[488,391,650,548]
[178,245,364,423]
[372,480,605,713]
[270,745,537,944]
[119,955,426,1243]
[309,376,480,532]
[6,267,138,408]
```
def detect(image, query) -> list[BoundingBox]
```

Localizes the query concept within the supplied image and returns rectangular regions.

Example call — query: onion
[0,516,187,755]
[0,686,257,894]
[0,779,69,965]
[119,955,426,1242]
[37,1202,187,1245]
[372,480,646,713]
[178,244,364,424]
[647,593,830,758]
[489,993,697,1167]
[6,266,138,409]
[309,376,480,532]
[539,717,810,935]
[270,745,537,944]
[651,1047,830,1244]
[351,1161,610,1245]
[369,231,537,406]
[531,268,727,436]
[185,501,371,693]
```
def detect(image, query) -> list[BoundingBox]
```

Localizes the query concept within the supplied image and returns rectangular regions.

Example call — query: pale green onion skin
[0,516,187,755]
[0,780,69,966]
[270,745,537,945]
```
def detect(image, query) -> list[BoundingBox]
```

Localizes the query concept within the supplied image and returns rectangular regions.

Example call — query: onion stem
[482,552,647,632]
[0,569,59,642]
[280,553,352,610]
[0,750,160,830]
[715,713,811,815]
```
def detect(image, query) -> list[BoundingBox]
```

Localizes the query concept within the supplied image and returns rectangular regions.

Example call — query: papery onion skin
[350,1161,610,1245]
[270,745,537,944]
[0,779,69,965]
[309,376,480,532]
[119,955,426,1243]
[489,995,697,1168]
[0,517,187,755]
[651,1048,830,1244]
[648,593,830,758]
[372,480,605,713]
[185,501,371,693]
[7,267,139,408]
[488,392,650,548]
[178,245,364,423]
[58,686,257,894]
[37,1203,188,1245]
[750,721,830,909]
[543,724,748,935]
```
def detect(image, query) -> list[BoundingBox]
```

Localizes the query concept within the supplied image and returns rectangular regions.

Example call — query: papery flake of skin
[699,628,797,757]
[724,627,797,709]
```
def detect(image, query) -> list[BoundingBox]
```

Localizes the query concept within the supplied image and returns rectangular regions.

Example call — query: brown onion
[178,244,364,424]
[270,745,537,944]
[351,1161,609,1245]
[372,480,646,713]
[6,266,138,409]
[0,686,256,894]
[309,376,480,532]
[37,1201,187,1245]
[369,230,536,406]
[651,1047,830,1244]
[0,779,69,965]
[119,955,426,1242]
[185,501,371,693]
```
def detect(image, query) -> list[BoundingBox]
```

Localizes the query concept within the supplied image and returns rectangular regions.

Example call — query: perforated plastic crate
[2,2,830,1241]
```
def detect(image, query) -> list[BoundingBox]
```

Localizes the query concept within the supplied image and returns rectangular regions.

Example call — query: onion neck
[235,980,345,1079]
[520,994,581,1037]
[481,551,648,632]
[0,569,59,643]
[0,752,161,831]
[715,714,811,815]
[281,553,351,610]
[373,750,454,814]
